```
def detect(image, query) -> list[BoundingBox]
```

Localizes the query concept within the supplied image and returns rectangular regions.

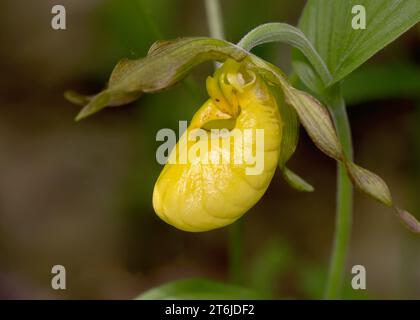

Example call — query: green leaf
[135,278,265,300]
[297,0,420,85]
[66,38,248,120]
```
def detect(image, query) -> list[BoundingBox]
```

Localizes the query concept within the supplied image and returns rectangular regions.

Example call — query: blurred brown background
[0,0,419,299]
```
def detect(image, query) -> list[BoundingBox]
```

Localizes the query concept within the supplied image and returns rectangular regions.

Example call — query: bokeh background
[0,0,419,299]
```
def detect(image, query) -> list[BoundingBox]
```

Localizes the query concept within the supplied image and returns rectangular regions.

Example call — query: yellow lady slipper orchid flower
[153,59,282,231]
[67,37,420,234]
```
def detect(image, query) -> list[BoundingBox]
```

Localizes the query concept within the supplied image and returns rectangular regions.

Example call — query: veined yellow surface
[153,59,283,231]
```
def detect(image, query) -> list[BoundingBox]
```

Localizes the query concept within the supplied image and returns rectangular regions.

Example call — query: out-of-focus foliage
[343,63,420,105]
[136,278,264,300]
[249,239,293,298]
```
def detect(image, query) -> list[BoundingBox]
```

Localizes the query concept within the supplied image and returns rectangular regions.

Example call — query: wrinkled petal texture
[153,60,283,231]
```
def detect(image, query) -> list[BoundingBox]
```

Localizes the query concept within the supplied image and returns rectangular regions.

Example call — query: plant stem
[324,85,354,299]
[204,0,244,285]
[204,0,225,40]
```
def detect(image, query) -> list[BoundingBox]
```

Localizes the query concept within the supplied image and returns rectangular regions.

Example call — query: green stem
[324,86,354,299]
[204,0,225,40]
[204,0,244,285]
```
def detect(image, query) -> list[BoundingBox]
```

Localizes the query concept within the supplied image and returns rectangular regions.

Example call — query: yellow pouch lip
[153,58,283,232]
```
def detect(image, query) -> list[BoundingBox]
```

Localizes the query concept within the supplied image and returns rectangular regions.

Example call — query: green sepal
[267,83,314,192]
[67,38,248,120]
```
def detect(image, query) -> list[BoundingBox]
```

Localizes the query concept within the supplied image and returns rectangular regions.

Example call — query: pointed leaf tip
[74,92,110,121]
[282,167,314,192]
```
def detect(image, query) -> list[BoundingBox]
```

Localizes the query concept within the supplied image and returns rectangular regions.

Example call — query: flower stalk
[324,86,353,299]
[204,0,225,41]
